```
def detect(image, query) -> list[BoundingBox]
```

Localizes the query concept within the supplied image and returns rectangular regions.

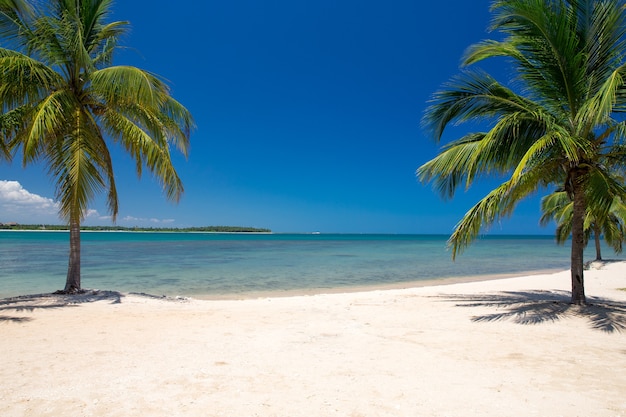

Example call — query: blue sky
[0,0,554,234]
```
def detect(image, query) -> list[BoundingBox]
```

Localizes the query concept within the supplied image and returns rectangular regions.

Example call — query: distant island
[0,224,271,233]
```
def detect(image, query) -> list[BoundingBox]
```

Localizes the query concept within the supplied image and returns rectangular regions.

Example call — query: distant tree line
[0,224,271,233]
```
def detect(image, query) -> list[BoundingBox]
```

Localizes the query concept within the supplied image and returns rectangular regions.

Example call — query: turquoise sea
[0,231,621,299]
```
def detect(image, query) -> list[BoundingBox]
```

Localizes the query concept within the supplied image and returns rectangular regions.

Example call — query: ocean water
[0,231,620,299]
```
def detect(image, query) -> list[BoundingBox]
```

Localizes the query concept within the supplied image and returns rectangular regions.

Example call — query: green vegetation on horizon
[0,224,271,233]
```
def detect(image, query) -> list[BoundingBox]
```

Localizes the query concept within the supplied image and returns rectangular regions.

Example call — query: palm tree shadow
[436,290,626,333]
[0,290,124,323]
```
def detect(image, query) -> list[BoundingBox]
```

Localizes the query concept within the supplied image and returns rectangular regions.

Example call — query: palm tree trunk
[64,217,81,293]
[570,169,587,305]
[594,224,602,261]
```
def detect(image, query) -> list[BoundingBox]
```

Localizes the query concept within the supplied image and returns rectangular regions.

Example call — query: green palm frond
[540,166,626,253]
[90,66,170,109]
[420,1,626,302]
[448,180,518,259]
[463,40,523,66]
[577,0,626,82]
[98,101,190,201]
[0,0,34,48]
[449,155,554,259]
[1,0,192,222]
[0,50,62,107]
[608,123,626,147]
[91,21,127,66]
[417,133,486,198]
[0,104,28,140]
[422,69,536,140]
[45,101,116,222]
[540,190,571,226]
[20,88,79,161]
[576,64,626,130]
[157,96,194,152]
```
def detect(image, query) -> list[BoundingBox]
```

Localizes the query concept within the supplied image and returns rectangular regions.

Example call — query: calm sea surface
[0,231,620,299]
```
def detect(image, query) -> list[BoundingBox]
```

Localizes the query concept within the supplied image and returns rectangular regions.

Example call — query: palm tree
[417,0,626,305]
[540,188,626,261]
[0,0,193,293]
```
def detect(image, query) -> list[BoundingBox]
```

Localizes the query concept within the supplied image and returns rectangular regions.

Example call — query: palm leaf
[1,0,193,292]
[90,66,169,109]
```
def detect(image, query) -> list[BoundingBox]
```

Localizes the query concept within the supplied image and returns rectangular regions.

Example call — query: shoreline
[0,266,567,302]
[2,262,625,416]
[1,232,591,300]
[0,263,611,304]
[188,267,567,300]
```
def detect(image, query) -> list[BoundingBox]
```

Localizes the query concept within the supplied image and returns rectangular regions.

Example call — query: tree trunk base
[54,287,86,295]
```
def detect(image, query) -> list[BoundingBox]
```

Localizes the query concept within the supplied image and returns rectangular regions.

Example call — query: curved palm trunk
[593,225,602,261]
[570,170,587,305]
[64,218,81,293]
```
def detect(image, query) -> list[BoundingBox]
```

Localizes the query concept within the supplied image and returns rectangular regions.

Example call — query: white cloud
[0,180,59,223]
[0,180,57,209]
[84,209,111,221]
[0,180,176,226]
[85,209,100,218]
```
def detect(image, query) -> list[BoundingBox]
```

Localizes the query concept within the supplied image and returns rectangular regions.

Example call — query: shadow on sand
[0,290,124,323]
[0,290,188,323]
[437,290,626,333]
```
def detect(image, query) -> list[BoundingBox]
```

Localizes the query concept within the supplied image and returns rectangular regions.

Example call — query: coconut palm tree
[0,0,193,293]
[417,0,626,304]
[540,187,626,261]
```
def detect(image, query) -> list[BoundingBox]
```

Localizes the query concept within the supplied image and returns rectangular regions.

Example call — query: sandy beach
[1,262,625,417]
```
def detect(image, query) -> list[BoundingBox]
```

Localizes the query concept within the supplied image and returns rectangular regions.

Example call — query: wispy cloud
[121,216,176,225]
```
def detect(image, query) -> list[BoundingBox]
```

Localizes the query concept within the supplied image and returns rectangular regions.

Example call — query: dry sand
[1,261,626,417]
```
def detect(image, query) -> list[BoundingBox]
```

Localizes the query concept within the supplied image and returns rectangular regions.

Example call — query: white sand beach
[1,262,625,417]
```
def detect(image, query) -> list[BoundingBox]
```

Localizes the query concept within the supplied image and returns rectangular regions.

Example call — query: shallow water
[0,231,618,298]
